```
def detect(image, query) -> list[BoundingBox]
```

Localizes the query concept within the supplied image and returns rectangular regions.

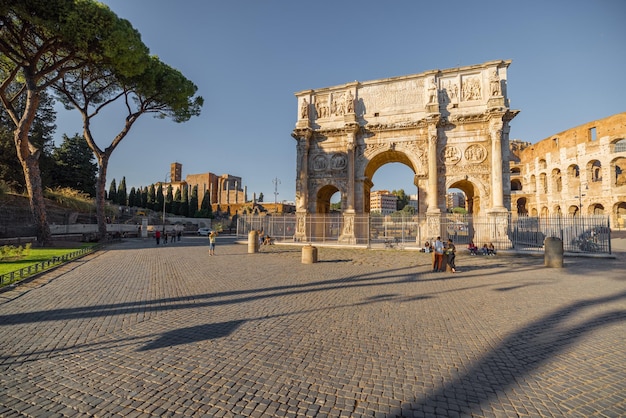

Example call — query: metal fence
[237,213,612,254]
[0,245,100,287]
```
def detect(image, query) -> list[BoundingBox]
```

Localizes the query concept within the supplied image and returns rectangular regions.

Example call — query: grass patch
[0,244,97,286]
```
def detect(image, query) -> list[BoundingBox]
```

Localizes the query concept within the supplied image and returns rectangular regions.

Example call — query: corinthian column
[345,129,357,212]
[490,121,505,210]
[292,129,312,241]
[427,132,439,213]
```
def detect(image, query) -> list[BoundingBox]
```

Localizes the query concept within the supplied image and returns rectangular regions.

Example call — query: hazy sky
[53,0,626,203]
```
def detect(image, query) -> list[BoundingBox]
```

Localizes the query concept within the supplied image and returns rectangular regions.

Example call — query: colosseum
[510,112,626,228]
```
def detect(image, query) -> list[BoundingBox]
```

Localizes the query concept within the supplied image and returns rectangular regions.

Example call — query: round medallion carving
[440,146,461,164]
[312,155,328,171]
[464,144,487,163]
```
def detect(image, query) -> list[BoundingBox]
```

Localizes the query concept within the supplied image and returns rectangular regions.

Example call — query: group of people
[154,229,182,245]
[423,237,498,273]
[424,237,457,273]
[258,230,274,247]
[467,241,496,256]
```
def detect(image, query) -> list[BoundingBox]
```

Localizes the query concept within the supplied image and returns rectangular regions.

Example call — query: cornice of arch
[364,119,429,132]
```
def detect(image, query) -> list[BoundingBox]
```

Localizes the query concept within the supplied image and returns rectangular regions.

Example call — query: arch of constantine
[291,60,519,245]
[510,112,626,228]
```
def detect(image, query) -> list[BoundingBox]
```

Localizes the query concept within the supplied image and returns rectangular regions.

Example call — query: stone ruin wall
[511,112,626,226]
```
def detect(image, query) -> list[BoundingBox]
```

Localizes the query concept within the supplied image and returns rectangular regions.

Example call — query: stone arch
[553,204,562,215]
[587,159,602,183]
[589,203,604,215]
[568,205,579,216]
[315,183,342,214]
[611,138,626,152]
[511,178,522,191]
[363,149,420,213]
[529,174,537,193]
[516,197,528,215]
[610,156,626,186]
[614,201,626,228]
[552,168,562,192]
[539,172,548,194]
[363,149,419,188]
[511,166,521,175]
[540,206,549,217]
[446,176,487,215]
[538,159,547,170]
[292,60,518,244]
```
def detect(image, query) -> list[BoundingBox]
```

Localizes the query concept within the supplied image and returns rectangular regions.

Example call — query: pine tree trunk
[22,154,51,246]
[95,158,109,240]
[13,90,51,246]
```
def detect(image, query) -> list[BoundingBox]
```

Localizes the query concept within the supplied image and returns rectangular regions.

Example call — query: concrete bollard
[248,230,259,254]
[544,237,564,268]
[302,245,318,264]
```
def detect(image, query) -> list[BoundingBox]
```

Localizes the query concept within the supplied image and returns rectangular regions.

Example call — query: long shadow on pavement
[392,290,626,417]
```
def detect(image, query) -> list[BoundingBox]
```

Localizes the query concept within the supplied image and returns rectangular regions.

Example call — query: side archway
[316,184,341,214]
[447,177,486,215]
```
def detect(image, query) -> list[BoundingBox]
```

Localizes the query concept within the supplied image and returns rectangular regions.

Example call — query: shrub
[0,243,30,261]
[45,187,96,212]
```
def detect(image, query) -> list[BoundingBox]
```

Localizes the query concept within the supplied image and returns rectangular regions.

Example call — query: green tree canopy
[392,189,409,211]
[0,0,149,243]
[50,133,97,196]
[54,55,203,238]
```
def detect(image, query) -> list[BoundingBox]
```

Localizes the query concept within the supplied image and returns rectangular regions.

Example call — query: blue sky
[53,0,626,203]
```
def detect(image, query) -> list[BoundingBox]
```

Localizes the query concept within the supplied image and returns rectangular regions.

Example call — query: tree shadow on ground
[138,320,245,351]
[392,290,626,417]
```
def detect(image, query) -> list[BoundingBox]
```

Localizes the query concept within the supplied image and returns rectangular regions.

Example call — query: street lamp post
[273,177,281,212]
[577,181,587,216]
[162,173,170,232]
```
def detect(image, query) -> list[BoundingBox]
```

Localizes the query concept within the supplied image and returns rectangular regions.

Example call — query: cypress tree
[117,177,128,206]
[108,179,117,203]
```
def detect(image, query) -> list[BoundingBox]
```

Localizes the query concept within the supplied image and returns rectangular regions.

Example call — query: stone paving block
[0,237,624,416]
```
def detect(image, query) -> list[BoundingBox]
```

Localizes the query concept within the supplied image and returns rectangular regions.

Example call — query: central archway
[364,150,419,213]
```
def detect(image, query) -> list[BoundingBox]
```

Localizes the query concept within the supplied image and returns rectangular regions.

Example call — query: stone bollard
[302,245,318,264]
[544,237,564,268]
[248,230,259,254]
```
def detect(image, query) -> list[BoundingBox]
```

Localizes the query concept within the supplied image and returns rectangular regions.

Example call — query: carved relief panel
[461,74,482,101]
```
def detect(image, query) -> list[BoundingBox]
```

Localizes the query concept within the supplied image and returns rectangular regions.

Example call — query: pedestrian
[433,236,444,272]
[446,238,457,273]
[177,230,182,241]
[155,229,161,245]
[163,230,168,244]
[208,230,217,256]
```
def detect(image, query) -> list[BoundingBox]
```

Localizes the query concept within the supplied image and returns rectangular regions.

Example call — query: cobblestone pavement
[0,236,625,417]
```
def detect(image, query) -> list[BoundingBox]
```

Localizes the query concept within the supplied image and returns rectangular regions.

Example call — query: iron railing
[237,213,612,254]
[0,245,100,288]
